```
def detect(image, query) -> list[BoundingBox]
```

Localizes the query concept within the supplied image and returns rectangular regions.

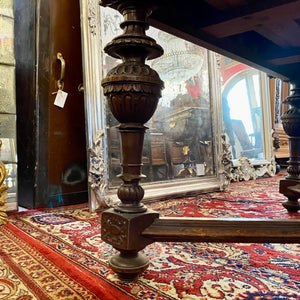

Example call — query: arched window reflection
[222,69,264,160]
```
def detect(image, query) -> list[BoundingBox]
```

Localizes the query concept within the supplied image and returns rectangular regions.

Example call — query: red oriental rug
[1,174,300,299]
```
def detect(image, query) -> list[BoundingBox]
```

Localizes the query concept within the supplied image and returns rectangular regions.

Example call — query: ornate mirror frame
[221,67,276,182]
[79,0,228,212]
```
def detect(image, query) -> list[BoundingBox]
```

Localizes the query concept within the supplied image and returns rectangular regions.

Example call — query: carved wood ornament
[99,0,300,280]
[280,83,300,211]
[0,135,8,225]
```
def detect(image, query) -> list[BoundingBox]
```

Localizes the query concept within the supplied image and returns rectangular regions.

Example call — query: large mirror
[105,26,214,185]
[220,57,275,181]
[79,2,227,211]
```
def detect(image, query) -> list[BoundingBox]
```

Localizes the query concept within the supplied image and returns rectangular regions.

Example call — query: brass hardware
[78,83,84,93]
[182,146,189,155]
[56,52,65,90]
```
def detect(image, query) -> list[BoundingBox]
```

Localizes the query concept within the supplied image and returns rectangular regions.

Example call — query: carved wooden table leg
[100,0,163,279]
[280,81,300,212]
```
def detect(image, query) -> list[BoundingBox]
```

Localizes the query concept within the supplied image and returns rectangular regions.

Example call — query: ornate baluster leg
[100,0,164,279]
[280,80,300,212]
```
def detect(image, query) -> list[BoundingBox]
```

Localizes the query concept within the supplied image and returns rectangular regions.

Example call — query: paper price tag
[54,90,68,108]
[196,164,205,176]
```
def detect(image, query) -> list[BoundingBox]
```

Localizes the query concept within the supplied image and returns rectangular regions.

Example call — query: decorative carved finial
[281,86,300,178]
[280,82,300,211]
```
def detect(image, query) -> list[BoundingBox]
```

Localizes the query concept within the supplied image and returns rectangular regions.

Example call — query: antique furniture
[147,131,169,180]
[269,77,291,166]
[98,0,300,280]
[155,106,211,178]
[14,0,88,208]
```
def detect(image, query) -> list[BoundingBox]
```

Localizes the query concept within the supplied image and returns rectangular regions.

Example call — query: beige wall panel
[0,14,15,65]
[0,113,16,139]
[0,0,14,18]
[0,65,16,113]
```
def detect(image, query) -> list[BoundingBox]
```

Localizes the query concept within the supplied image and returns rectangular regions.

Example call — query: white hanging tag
[54,90,68,108]
[196,164,205,176]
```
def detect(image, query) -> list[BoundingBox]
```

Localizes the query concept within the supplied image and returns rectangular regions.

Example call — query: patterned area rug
[1,175,300,299]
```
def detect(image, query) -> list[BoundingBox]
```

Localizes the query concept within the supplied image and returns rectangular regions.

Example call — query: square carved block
[101,208,159,250]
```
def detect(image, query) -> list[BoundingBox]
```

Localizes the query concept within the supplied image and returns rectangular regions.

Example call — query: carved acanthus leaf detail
[231,157,276,182]
[88,129,119,211]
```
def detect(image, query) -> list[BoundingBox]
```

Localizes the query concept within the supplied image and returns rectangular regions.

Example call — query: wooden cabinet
[14,0,87,208]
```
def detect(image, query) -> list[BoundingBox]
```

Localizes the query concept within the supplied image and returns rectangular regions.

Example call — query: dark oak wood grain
[143,217,300,243]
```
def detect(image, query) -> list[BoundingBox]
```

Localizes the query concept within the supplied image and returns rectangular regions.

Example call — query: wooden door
[15,0,87,208]
[47,0,87,207]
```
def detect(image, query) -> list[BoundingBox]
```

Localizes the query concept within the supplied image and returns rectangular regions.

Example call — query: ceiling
[149,0,300,82]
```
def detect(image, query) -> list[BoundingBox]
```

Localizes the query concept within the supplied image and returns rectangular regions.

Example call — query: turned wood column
[100,0,163,279]
[280,80,300,212]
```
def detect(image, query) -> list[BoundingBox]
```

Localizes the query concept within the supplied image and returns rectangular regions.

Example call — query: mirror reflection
[220,57,264,161]
[100,8,215,187]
